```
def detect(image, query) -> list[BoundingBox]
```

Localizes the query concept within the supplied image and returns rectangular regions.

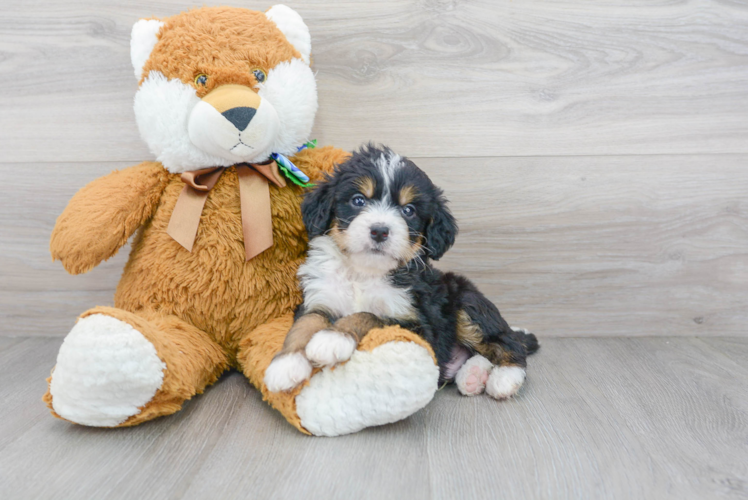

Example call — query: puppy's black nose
[370,225,389,243]
[222,107,256,131]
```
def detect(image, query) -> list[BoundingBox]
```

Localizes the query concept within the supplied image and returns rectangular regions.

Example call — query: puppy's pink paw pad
[455,355,493,396]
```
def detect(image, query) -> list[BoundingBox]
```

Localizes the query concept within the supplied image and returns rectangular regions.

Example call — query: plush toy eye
[351,194,367,207]
[194,74,208,86]
[401,204,416,217]
[252,68,267,83]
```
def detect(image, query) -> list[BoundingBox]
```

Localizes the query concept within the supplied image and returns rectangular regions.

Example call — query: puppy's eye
[351,194,367,207]
[401,204,416,217]
[194,74,208,86]
[252,68,267,83]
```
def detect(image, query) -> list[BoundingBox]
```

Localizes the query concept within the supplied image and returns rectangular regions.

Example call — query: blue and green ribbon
[272,140,317,188]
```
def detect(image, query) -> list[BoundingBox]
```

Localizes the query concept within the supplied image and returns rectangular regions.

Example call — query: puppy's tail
[511,328,540,356]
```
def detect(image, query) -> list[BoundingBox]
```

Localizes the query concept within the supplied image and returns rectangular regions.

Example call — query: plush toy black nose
[370,226,390,243]
[222,107,256,131]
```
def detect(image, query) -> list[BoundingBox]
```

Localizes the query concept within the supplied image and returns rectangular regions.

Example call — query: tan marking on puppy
[278,313,331,355]
[456,311,528,368]
[332,312,386,341]
[355,177,376,199]
[403,237,424,263]
[398,185,418,206]
[456,310,494,357]
[329,222,348,252]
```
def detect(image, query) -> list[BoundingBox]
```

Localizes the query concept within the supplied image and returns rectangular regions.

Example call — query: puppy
[264,145,539,399]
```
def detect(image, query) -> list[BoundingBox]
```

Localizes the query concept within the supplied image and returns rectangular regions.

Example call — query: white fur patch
[455,354,494,396]
[265,5,311,64]
[296,341,439,436]
[134,57,316,172]
[187,98,280,163]
[485,365,526,400]
[258,58,318,157]
[298,236,417,319]
[305,330,357,367]
[130,19,164,80]
[264,352,313,392]
[376,151,402,202]
[49,314,166,427]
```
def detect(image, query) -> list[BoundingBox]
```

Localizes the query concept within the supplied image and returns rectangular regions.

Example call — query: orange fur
[50,162,169,275]
[44,147,347,424]
[141,8,300,88]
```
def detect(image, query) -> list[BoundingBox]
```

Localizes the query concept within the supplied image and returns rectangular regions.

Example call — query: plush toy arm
[291,145,350,183]
[50,161,170,275]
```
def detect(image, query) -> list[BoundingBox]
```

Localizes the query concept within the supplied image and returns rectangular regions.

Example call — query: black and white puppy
[265,145,539,399]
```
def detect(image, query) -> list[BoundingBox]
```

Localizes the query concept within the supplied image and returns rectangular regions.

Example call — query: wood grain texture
[0,336,746,500]
[1,0,748,162]
[2,155,746,337]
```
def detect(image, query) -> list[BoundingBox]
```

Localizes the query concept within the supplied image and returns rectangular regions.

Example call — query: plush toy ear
[265,5,311,64]
[424,193,458,261]
[301,178,337,239]
[131,19,164,81]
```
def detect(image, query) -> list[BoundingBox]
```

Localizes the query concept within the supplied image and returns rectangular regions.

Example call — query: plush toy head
[131,5,317,172]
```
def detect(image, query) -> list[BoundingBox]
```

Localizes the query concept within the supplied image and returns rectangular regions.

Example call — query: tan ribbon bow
[166,160,287,261]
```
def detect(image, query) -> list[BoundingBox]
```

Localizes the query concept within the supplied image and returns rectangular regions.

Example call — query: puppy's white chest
[299,237,416,320]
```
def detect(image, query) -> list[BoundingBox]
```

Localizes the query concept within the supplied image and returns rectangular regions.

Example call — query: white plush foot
[264,352,313,392]
[511,326,530,334]
[296,341,440,436]
[305,330,357,367]
[49,314,166,427]
[455,354,494,396]
[485,365,526,400]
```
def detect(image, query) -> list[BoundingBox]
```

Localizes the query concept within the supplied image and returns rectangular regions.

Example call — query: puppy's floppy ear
[301,177,337,239]
[424,192,458,260]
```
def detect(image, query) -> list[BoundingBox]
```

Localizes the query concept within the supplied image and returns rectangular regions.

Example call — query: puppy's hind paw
[485,365,526,400]
[305,330,357,367]
[264,352,312,392]
[455,354,493,396]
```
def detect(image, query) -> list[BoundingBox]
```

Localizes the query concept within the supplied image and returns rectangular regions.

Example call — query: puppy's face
[302,145,457,272]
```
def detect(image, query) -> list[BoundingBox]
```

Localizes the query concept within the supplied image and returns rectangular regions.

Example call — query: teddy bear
[42,5,440,436]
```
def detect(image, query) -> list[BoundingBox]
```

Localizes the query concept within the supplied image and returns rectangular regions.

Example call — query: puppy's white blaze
[376,152,402,202]
[305,330,357,367]
[485,366,526,400]
[133,57,316,173]
[455,354,493,396]
[299,236,417,320]
[264,352,312,392]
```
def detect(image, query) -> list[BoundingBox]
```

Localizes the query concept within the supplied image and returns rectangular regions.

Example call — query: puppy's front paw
[485,365,526,400]
[264,352,312,392]
[305,330,357,367]
[455,354,493,396]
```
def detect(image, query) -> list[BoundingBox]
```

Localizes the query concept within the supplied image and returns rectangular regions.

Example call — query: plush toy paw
[485,365,526,400]
[49,314,166,427]
[305,330,357,367]
[455,354,493,396]
[295,338,439,436]
[264,352,313,392]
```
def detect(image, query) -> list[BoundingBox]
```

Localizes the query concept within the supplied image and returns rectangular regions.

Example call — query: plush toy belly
[114,166,306,354]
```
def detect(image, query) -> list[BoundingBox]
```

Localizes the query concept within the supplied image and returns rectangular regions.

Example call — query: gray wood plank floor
[1,336,746,500]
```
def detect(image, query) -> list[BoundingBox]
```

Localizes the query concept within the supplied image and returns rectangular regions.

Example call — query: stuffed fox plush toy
[43,5,439,436]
